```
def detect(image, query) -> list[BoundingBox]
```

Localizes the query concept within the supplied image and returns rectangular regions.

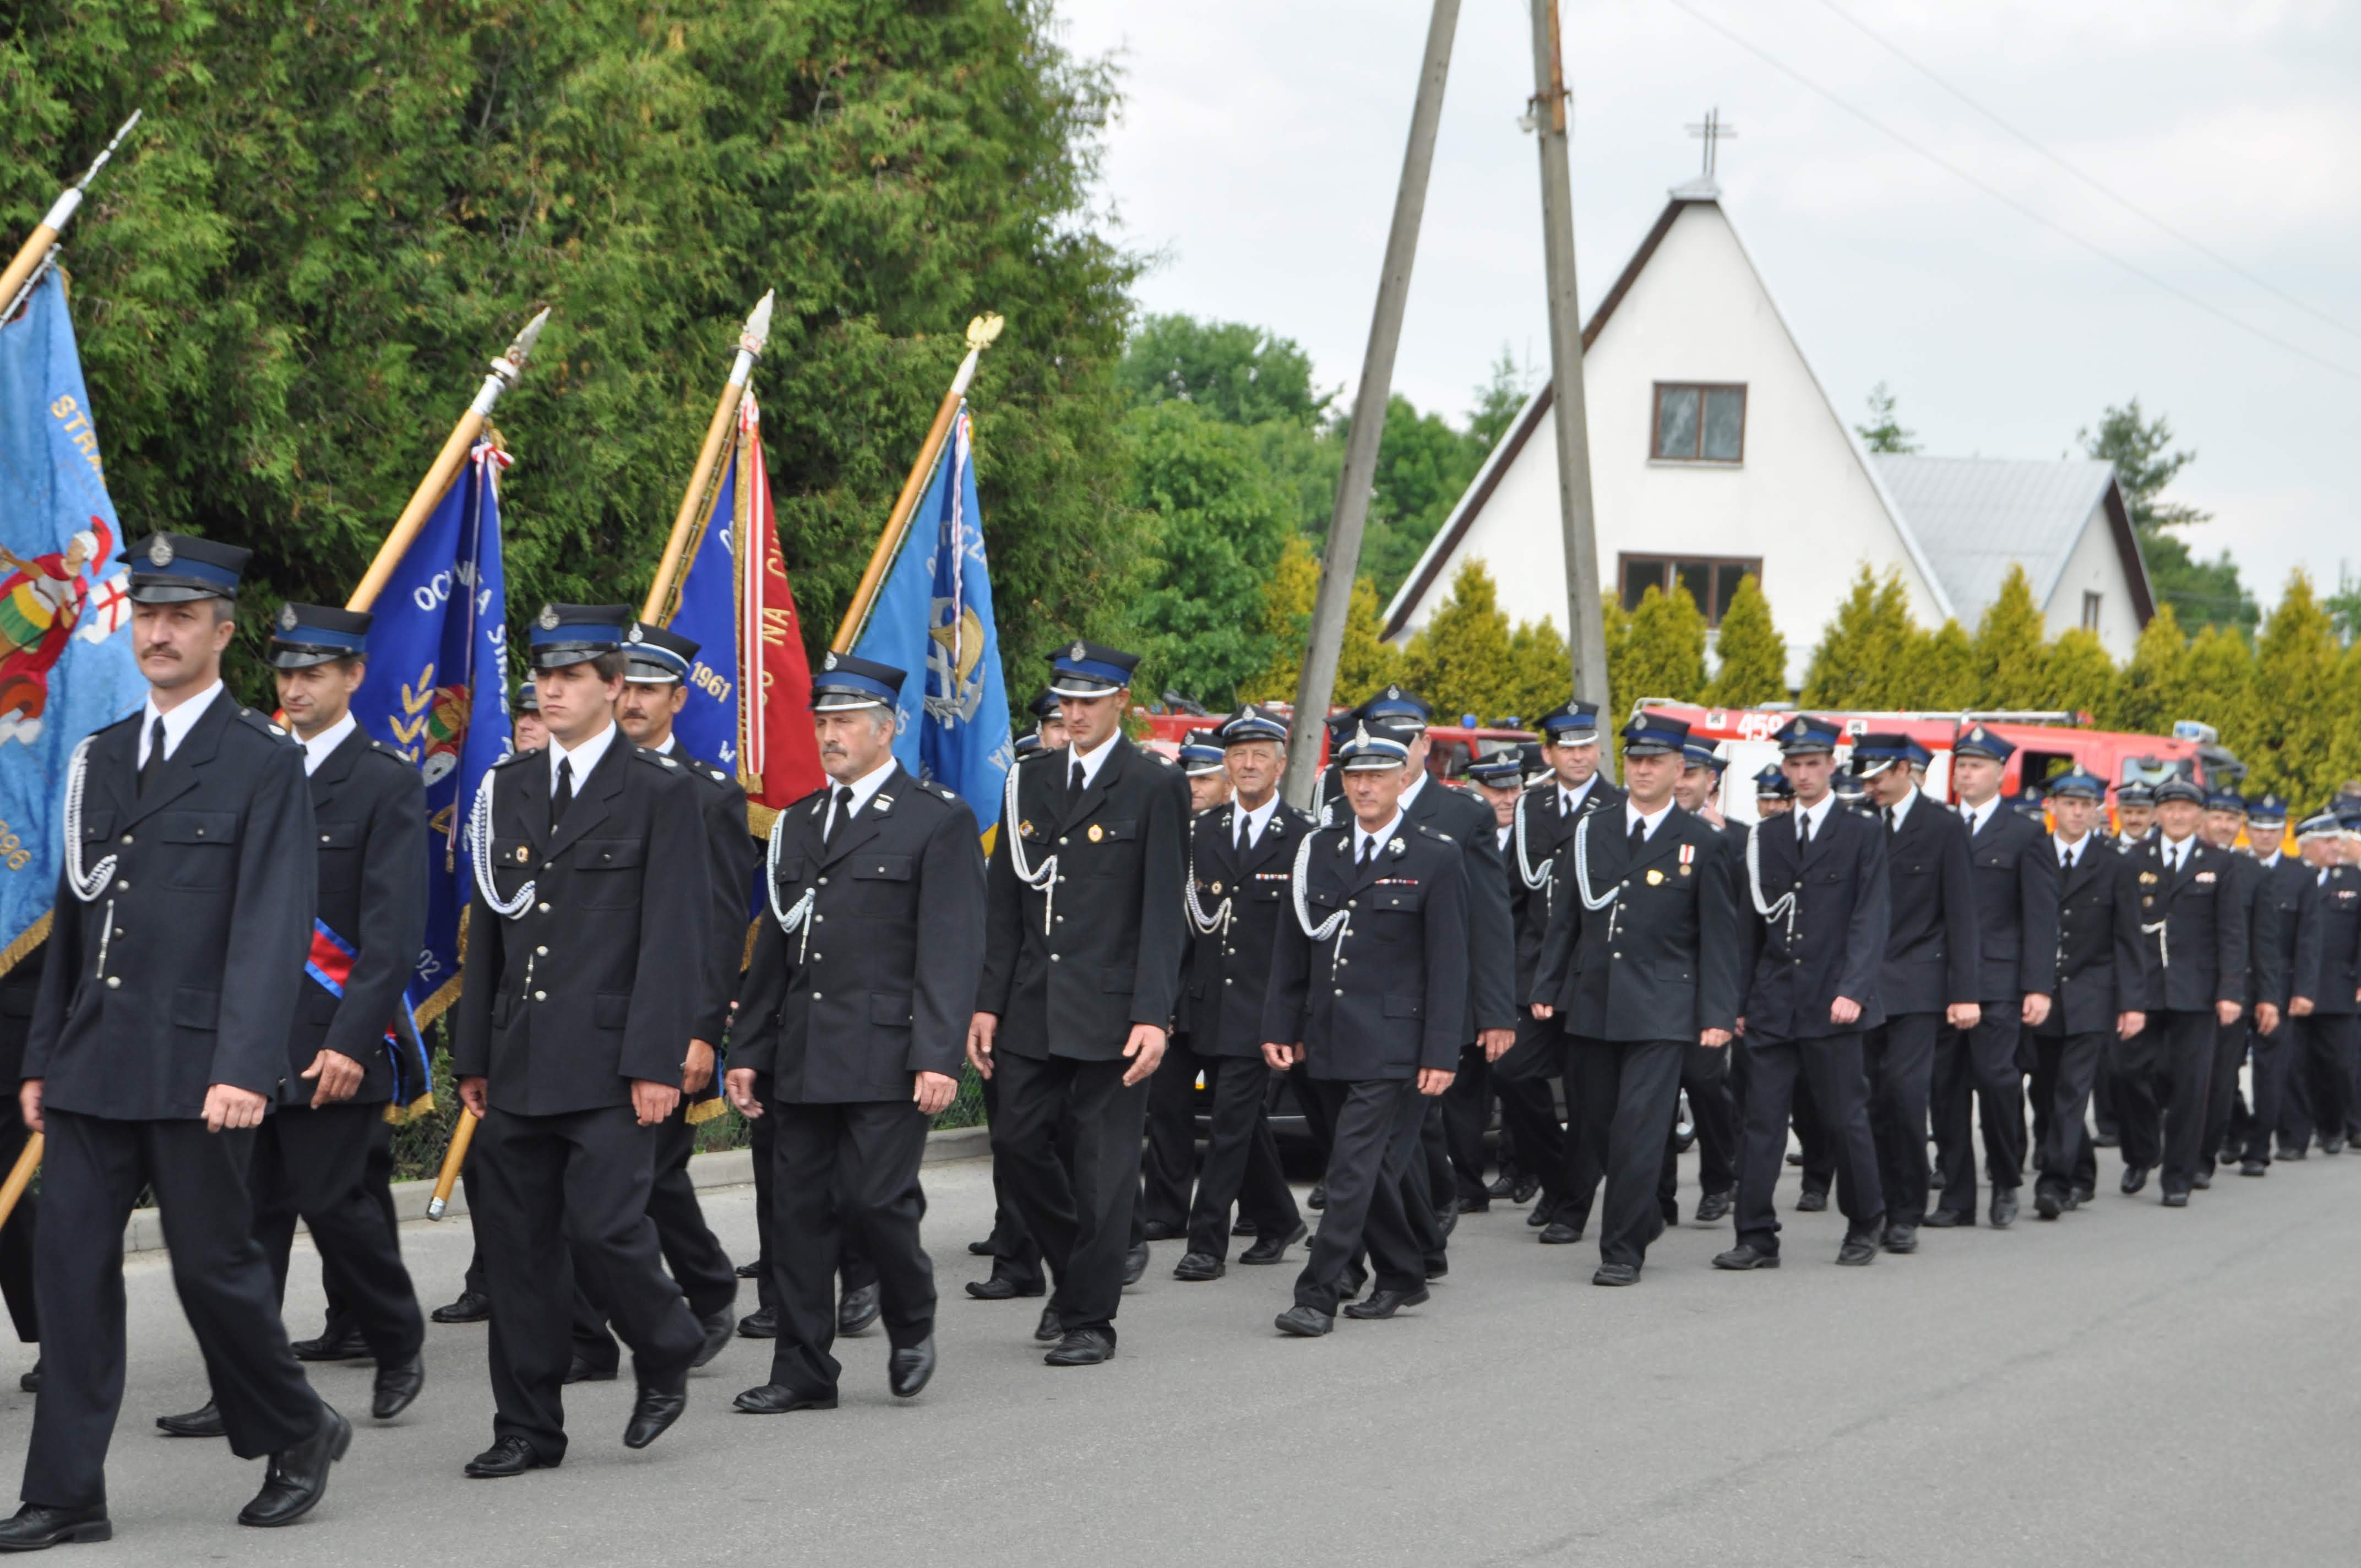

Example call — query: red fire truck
[1133,704,1532,781]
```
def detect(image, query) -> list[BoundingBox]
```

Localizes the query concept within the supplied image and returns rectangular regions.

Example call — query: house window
[2081,591,2102,631]
[1652,383,1747,462]
[1619,555,1762,625]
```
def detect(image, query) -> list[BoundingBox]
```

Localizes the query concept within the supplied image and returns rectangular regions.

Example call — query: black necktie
[1629,816,1649,853]
[1797,812,1813,850]
[825,786,854,842]
[137,715,165,798]
[1237,814,1251,853]
[1358,836,1375,868]
[1068,759,1085,811]
[1881,805,1895,833]
[551,756,573,832]
[2060,846,2072,872]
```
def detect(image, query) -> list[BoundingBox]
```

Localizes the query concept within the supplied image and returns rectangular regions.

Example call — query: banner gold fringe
[685,1096,731,1126]
[0,911,51,980]
[383,1093,439,1125]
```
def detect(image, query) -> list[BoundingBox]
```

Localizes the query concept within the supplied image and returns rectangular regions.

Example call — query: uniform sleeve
[2291,876,2324,1005]
[322,763,428,1069]
[2017,827,2062,998]
[451,796,503,1081]
[1734,826,1764,1014]
[731,835,788,1079]
[1420,848,1471,1071]
[1837,817,1889,1008]
[213,741,318,1097]
[2215,857,2250,1007]
[1530,837,1579,1011]
[912,800,987,1079]
[1695,830,1742,1035]
[2110,861,2152,1009]
[21,864,84,1081]
[1508,798,1546,990]
[1127,761,1188,1031]
[1459,804,1515,1032]
[1259,881,1311,1048]
[1938,818,1979,1005]
[621,767,708,1085]
[692,781,758,1044]
[2247,871,2283,1011]
[977,790,1021,1018]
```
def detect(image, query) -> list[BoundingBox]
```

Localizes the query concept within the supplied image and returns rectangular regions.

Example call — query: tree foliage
[1401,560,1515,725]
[1703,572,1787,707]
[1115,313,1328,428]
[1802,568,1917,709]
[2243,573,2340,807]
[1854,380,1919,454]
[1618,584,1707,708]
[2,0,1143,709]
[1239,536,1399,709]
[1908,620,1978,712]
[2081,399,2255,635]
[1973,564,2052,709]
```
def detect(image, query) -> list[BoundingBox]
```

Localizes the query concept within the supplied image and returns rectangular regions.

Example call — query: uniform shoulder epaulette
[1018,745,1063,766]
[358,738,414,770]
[633,745,680,770]
[1153,752,1177,769]
[233,706,296,744]
[929,782,961,803]
[494,745,543,769]
[1280,802,1315,828]
[702,764,731,786]
[1417,824,1454,843]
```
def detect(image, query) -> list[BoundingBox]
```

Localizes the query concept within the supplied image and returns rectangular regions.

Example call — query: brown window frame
[1616,554,1764,627]
[2080,590,2102,631]
[1650,382,1748,464]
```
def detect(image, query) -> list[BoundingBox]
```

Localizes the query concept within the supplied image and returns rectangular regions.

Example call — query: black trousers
[765,1098,933,1397]
[1185,1056,1299,1260]
[2245,1020,2295,1164]
[1493,1012,1571,1211]
[1568,1036,1685,1268]
[472,1104,702,1462]
[315,1110,396,1338]
[0,1108,37,1343]
[1862,1013,1940,1228]
[2115,1011,2217,1195]
[1791,1070,1836,1199]
[25,1110,322,1510]
[1669,1043,1737,1204]
[1933,1010,2026,1215]
[2295,1014,2358,1150]
[572,1100,741,1371]
[1140,1035,1201,1231]
[250,1100,424,1365]
[1439,1042,1493,1204]
[1294,1078,1428,1315]
[2028,1030,2105,1197]
[987,1051,1148,1341]
[2199,1020,2251,1178]
[976,1068,1045,1292]
[1409,1104,1452,1267]
[1733,1032,1884,1254]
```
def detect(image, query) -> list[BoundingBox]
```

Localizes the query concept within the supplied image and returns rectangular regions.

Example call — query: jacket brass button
[321,834,331,843]
[119,834,132,845]
[1050,954,1061,962]
[1334,988,1344,996]
[116,879,129,891]
[105,976,120,990]
[537,902,551,914]
[532,990,546,1002]
[535,946,548,956]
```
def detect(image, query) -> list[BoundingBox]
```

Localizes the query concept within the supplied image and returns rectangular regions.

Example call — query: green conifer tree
[1702,573,1787,707]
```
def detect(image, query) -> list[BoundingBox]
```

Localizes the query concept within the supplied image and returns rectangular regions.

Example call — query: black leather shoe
[965,1239,993,1256]
[1423,1257,1448,1281]
[371,1355,425,1421]
[1592,1262,1640,1286]
[2239,1158,2267,1177]
[737,1305,779,1338]
[1141,1219,1183,1242]
[463,1435,550,1479]
[1434,1205,1460,1238]
[1794,1189,1827,1213]
[2071,1182,2096,1204]
[2120,1165,2150,1194]
[156,1400,225,1438]
[1232,1217,1258,1235]
[291,1325,371,1363]
[1340,1265,1368,1301]
[1989,1191,2019,1228]
[564,1356,617,1385]
[690,1306,734,1369]
[237,1402,350,1527]
[1511,1174,1541,1205]
[1307,1182,1326,1210]
[1033,1305,1063,1343]
[0,1502,110,1548]
[1239,1219,1306,1265]
[1882,1223,1918,1253]
[1343,1286,1429,1320]
[431,1290,491,1325]
[1921,1208,1968,1228]
[1538,1221,1582,1245]
[1456,1197,1490,1215]
[1274,1305,1334,1337]
[2161,1190,2190,1208]
[1694,1190,1733,1224]
[16,1358,36,1394]
[964,1275,1044,1302]
[1484,1172,1517,1200]
[1836,1234,1878,1266]
[2034,1188,2064,1221]
[2323,1139,2346,1156]
[1171,1252,1226,1282]
[623,1373,688,1449]
[1712,1243,1780,1270]
[737,1256,766,1276]
[1122,1244,1150,1286]
[1525,1202,1555,1228]
[732,1384,836,1415]
[888,1337,935,1399]
[1043,1329,1115,1366]
[836,1283,881,1338]
[2191,1169,2212,1191]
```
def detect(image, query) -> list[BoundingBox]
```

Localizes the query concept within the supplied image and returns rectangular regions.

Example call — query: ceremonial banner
[847,404,1009,831]
[665,392,822,817]
[349,442,511,1024]
[0,271,143,974]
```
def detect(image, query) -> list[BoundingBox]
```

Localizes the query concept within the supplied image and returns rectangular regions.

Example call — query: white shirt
[652,733,677,756]
[1066,729,1119,793]
[549,718,619,797]
[1625,799,1674,842]
[1233,792,1280,852]
[2257,849,2282,870]
[1353,809,1405,865]
[2053,831,2087,870]
[299,711,357,777]
[1792,792,1836,841]
[1883,785,1920,833]
[1960,795,1999,837]
[822,756,897,836]
[2159,831,2197,875]
[1398,767,1430,816]
[1495,824,1513,853]
[1559,775,1597,818]
[138,680,225,768]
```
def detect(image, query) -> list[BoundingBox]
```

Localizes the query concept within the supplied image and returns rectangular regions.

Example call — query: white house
[1380,178,2153,687]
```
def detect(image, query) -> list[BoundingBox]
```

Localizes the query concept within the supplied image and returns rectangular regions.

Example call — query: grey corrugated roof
[1868,455,2118,624]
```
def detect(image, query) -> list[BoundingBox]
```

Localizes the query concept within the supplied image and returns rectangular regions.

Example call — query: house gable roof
[1868,455,2156,628]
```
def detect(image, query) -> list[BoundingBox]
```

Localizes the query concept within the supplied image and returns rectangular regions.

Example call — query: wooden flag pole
[425,1111,476,1221]
[642,292,774,623]
[345,309,550,615]
[0,1135,38,1235]
[829,313,1003,654]
[0,111,141,323]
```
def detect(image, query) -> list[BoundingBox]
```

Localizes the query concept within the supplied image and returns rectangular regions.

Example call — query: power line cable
[1658,0,2361,382]
[1811,0,2361,344]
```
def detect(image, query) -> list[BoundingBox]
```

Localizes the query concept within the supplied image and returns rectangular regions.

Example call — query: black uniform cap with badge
[1619,710,1690,756]
[1214,703,1290,749]
[1537,701,1601,747]
[266,602,373,669]
[2296,809,2343,845]
[124,531,249,606]
[2245,792,2288,827]
[1026,685,1064,721]
[1044,639,1141,699]
[2044,770,2106,803]
[526,602,633,670]
[622,623,699,687]
[1356,685,1432,733]
[1178,729,1225,778]
[2204,788,2247,816]
[1848,731,1913,778]
[1465,755,1524,790]
[1775,714,1841,756]
[1952,724,2014,764]
[809,650,907,712]
[513,680,540,715]
[1754,764,1794,802]
[1334,719,1412,772]
[2117,780,2157,809]
[1679,739,1724,777]
[2151,776,2205,808]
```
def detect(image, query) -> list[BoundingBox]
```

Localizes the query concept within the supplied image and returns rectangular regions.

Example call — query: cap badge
[822,651,838,671]
[1385,685,1401,700]
[537,605,560,631]
[278,604,298,631]
[1069,640,1087,661]
[627,623,644,644]
[146,536,173,568]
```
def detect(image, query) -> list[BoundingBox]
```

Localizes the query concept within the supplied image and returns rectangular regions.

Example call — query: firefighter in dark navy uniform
[1263,721,1467,1336]
[727,652,986,1409]
[10,535,345,1547]
[451,603,710,1478]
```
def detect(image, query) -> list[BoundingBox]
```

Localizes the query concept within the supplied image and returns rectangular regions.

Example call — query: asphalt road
[2,1142,2355,1567]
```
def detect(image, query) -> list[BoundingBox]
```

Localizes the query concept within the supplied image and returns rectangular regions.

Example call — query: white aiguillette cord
[1290,830,1357,986]
[1512,789,1554,893]
[468,770,536,921]
[63,736,118,979]
[1183,831,1231,937]
[1566,813,1623,913]
[1001,761,1058,935]
[765,804,818,963]
[1744,820,1800,941]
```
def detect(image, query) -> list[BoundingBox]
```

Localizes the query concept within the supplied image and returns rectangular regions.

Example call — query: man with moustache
[1140,731,1235,1240]
[8,536,342,1547]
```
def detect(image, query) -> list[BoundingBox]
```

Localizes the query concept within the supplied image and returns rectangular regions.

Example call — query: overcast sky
[1053,0,2359,608]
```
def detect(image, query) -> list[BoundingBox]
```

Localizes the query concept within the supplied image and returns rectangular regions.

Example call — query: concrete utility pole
[1281,0,1462,809]
[1527,0,1611,715]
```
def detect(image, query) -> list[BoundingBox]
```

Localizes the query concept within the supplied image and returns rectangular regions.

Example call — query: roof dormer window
[1652,382,1746,463]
